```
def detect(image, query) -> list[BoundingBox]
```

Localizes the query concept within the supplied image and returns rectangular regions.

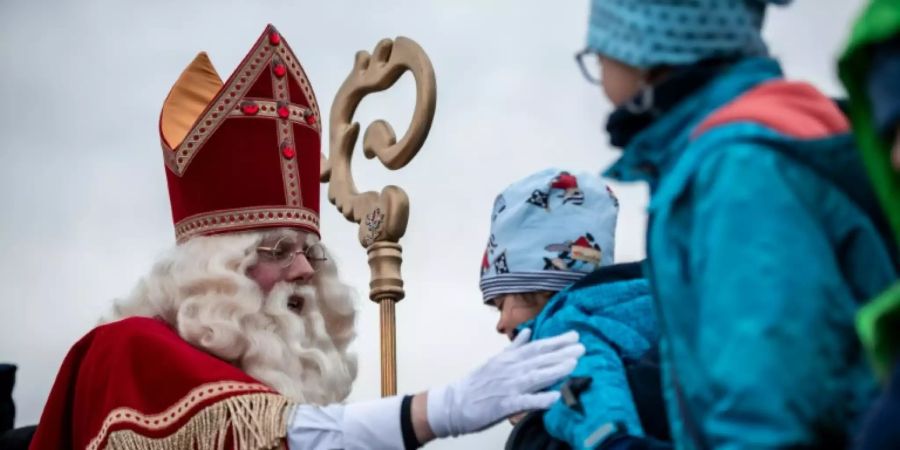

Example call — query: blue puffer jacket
[605,57,899,449]
[523,262,660,449]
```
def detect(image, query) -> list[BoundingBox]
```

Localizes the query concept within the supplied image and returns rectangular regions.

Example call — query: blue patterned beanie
[587,0,793,69]
[479,169,619,303]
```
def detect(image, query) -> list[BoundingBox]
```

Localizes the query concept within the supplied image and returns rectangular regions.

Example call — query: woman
[579,0,897,448]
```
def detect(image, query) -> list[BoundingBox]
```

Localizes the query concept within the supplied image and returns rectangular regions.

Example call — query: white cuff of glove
[425,384,456,438]
[287,396,405,450]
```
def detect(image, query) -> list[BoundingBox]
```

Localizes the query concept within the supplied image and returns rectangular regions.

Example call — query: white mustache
[265,282,316,310]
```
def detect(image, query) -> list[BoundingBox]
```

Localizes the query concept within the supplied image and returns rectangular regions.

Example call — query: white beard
[107,232,358,405]
[231,280,358,404]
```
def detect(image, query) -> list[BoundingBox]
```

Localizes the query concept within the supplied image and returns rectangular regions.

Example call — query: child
[480,168,664,449]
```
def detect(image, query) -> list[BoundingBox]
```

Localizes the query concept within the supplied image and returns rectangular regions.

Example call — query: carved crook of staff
[320,37,436,397]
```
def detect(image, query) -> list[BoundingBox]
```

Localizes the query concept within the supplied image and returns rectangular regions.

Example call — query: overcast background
[0,1,864,448]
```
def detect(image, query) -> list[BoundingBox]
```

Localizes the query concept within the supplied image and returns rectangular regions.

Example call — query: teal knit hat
[586,0,792,69]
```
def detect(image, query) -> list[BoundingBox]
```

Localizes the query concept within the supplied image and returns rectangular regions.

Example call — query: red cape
[29,317,290,450]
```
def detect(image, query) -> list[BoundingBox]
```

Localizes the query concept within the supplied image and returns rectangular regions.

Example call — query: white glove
[426,329,584,438]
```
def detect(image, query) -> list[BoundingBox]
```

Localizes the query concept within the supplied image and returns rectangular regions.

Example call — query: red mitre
[160,24,321,243]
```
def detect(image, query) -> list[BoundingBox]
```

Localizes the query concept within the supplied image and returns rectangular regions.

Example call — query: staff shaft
[379,299,397,396]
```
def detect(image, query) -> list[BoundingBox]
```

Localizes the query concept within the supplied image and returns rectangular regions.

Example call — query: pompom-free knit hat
[479,168,620,302]
[586,0,793,69]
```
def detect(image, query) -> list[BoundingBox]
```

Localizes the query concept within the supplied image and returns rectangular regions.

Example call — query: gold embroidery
[164,29,321,177]
[270,63,302,208]
[276,42,320,129]
[226,100,314,126]
[164,40,272,175]
[87,381,291,450]
[174,206,319,243]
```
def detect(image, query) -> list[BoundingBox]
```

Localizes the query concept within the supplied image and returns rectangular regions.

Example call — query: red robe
[29,317,291,450]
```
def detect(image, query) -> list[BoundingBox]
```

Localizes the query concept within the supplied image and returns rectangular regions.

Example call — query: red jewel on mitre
[159,24,321,243]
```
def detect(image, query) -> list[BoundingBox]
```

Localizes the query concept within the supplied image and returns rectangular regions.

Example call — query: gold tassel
[103,393,290,450]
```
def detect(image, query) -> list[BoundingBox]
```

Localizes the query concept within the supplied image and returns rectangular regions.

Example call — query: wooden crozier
[320,37,436,396]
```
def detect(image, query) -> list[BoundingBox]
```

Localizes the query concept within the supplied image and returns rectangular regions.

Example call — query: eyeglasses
[256,236,328,269]
[575,48,602,85]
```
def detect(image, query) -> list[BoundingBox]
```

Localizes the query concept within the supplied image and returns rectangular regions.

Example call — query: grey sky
[0,1,864,448]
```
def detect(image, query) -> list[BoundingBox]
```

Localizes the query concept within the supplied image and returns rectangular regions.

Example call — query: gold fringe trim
[100,393,291,450]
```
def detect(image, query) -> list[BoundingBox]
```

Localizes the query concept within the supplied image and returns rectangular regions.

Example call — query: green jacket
[839,0,900,380]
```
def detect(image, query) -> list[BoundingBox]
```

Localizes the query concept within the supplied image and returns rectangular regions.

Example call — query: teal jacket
[525,262,659,449]
[605,57,898,449]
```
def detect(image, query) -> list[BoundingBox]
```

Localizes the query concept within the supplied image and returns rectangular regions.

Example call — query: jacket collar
[569,261,644,291]
[604,57,784,190]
